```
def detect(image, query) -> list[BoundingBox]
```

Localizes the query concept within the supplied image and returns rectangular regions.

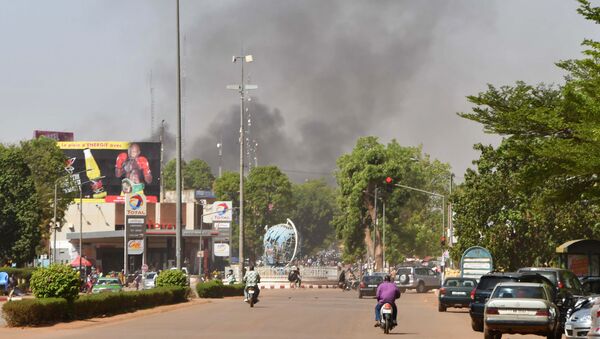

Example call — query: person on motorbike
[374,275,401,327]
[225,269,236,285]
[242,266,261,302]
[338,269,347,289]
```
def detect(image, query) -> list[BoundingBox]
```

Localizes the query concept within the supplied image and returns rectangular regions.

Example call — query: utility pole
[373,187,378,271]
[160,120,165,202]
[228,54,256,276]
[382,201,386,271]
[175,0,183,269]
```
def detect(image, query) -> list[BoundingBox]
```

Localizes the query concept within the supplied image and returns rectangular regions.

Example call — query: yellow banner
[58,141,130,150]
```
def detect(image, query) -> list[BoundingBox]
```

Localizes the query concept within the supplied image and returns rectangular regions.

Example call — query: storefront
[556,239,600,277]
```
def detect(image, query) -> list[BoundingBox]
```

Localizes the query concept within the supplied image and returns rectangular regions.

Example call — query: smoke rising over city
[1,0,597,182]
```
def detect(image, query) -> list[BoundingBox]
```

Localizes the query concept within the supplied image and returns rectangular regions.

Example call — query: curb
[258,283,337,289]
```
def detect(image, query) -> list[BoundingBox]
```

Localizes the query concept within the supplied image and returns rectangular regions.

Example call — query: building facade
[52,192,229,275]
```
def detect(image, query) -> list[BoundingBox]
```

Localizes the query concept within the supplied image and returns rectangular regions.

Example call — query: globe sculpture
[263,219,298,267]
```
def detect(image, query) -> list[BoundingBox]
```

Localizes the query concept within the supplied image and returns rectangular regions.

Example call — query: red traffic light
[385,177,393,184]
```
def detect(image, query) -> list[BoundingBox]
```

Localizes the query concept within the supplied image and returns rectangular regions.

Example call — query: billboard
[34,130,74,141]
[58,141,161,203]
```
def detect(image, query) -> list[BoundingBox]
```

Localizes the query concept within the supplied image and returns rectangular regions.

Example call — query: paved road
[0,289,563,338]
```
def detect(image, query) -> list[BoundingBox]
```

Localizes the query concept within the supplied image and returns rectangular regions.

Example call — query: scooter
[379,303,396,334]
[246,286,258,307]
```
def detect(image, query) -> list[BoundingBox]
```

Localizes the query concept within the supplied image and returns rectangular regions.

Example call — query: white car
[143,272,157,289]
[588,297,600,338]
[484,282,561,339]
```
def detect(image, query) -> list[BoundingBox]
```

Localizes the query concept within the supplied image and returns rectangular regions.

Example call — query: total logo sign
[212,201,232,222]
[126,193,147,216]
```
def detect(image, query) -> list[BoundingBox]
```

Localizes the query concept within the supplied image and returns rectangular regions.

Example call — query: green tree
[20,137,74,255]
[289,180,338,255]
[163,158,215,190]
[334,137,451,268]
[245,166,293,261]
[0,145,43,265]
[453,0,600,269]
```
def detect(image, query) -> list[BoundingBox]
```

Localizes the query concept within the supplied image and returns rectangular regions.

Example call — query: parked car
[395,266,441,293]
[92,277,123,294]
[358,274,384,299]
[518,267,586,332]
[587,297,600,338]
[483,282,561,339]
[470,272,554,332]
[565,296,597,339]
[144,271,157,289]
[438,277,477,312]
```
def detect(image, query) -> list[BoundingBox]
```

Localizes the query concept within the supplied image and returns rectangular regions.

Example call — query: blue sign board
[460,246,493,281]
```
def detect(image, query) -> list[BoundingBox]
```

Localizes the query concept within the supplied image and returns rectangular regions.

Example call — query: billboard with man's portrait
[58,141,161,203]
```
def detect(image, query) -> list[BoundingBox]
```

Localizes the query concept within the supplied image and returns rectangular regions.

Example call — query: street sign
[460,246,493,280]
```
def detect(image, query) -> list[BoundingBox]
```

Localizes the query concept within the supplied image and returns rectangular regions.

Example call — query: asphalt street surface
[0,289,563,339]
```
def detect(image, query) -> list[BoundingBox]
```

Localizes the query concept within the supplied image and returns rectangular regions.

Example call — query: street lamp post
[216,142,222,178]
[175,0,183,270]
[227,54,257,275]
[52,169,90,264]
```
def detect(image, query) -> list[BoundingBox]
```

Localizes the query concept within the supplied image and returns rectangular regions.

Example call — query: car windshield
[363,276,383,285]
[444,279,476,288]
[478,277,517,291]
[519,270,557,285]
[97,279,120,285]
[146,273,156,279]
[492,286,546,299]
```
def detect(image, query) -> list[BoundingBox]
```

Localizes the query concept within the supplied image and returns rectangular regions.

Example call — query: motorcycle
[379,303,396,334]
[246,286,258,307]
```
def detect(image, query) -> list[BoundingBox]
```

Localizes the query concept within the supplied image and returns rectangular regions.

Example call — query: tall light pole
[216,142,222,178]
[52,169,90,264]
[175,0,183,269]
[227,54,257,274]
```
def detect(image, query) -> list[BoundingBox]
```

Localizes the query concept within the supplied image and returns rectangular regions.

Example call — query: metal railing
[255,266,339,281]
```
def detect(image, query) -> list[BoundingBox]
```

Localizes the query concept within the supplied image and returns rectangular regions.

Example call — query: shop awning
[556,239,600,254]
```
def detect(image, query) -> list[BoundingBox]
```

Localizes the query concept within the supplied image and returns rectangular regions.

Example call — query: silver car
[565,297,597,338]
[484,282,561,339]
[587,297,600,338]
[395,266,441,293]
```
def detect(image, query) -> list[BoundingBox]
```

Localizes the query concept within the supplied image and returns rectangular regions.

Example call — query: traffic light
[385,177,393,184]
[440,236,446,247]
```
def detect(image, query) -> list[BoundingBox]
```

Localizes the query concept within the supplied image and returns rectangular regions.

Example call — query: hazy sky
[1,0,598,182]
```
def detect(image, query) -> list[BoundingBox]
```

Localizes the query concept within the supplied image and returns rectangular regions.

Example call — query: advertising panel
[58,141,161,202]
[202,201,232,223]
[34,130,74,141]
[125,193,146,240]
[214,243,230,257]
[127,240,144,255]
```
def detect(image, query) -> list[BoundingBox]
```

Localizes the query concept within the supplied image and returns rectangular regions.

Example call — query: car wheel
[416,281,426,293]
[438,303,446,312]
[546,323,561,339]
[471,318,483,332]
[484,327,501,339]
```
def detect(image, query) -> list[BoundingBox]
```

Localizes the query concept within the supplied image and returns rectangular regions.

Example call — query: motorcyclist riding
[242,266,261,303]
[374,275,401,327]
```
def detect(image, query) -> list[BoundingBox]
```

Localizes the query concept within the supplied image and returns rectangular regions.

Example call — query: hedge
[2,287,188,327]
[196,280,244,298]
